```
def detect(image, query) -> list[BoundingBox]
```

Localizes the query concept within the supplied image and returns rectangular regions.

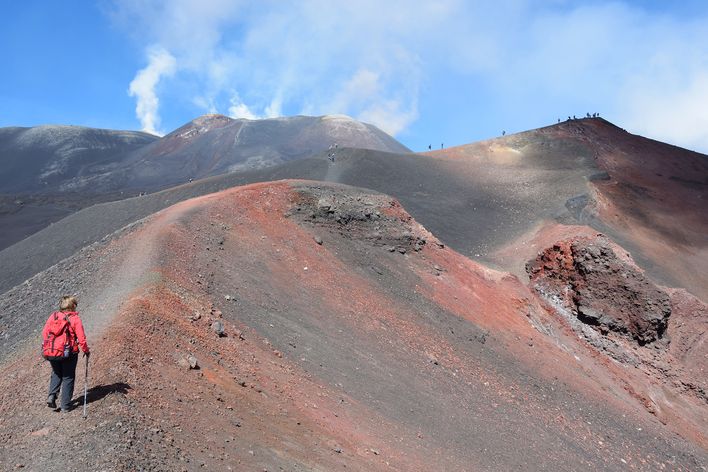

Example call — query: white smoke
[128,47,177,135]
[265,94,283,118]
[112,0,427,136]
[325,67,419,135]
[227,93,259,120]
[113,1,708,150]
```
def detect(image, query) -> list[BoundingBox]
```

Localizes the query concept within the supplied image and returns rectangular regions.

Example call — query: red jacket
[42,311,90,355]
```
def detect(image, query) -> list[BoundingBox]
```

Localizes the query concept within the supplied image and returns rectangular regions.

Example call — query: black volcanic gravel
[0,138,600,296]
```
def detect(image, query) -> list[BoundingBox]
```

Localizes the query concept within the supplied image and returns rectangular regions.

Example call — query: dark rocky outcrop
[287,183,428,253]
[527,237,671,344]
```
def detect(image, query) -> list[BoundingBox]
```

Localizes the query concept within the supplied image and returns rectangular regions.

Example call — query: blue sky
[2,0,708,153]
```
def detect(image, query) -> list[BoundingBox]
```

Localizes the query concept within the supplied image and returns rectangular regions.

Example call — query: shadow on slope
[0,139,600,296]
[69,382,132,408]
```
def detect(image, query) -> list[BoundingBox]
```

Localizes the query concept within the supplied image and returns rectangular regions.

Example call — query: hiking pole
[82,354,89,419]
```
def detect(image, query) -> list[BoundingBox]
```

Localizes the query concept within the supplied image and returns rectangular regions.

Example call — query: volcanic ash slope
[0,181,705,471]
[428,118,708,302]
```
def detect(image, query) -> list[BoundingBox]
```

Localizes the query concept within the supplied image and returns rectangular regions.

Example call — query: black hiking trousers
[48,354,78,411]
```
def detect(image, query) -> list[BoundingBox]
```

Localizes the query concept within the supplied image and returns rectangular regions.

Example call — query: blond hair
[59,296,78,311]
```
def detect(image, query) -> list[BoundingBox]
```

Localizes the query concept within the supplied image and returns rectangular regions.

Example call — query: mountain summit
[0,114,410,248]
[0,114,409,196]
[121,113,410,189]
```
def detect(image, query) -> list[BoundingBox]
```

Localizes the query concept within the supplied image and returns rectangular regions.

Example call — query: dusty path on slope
[0,197,217,471]
[0,185,439,471]
[0,191,213,361]
[78,198,209,334]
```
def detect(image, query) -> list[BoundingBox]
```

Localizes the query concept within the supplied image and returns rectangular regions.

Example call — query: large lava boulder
[527,237,671,344]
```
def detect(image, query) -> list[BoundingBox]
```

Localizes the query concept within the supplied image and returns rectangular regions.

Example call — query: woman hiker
[42,296,90,412]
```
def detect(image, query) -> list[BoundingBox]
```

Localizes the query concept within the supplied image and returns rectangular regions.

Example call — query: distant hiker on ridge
[42,296,90,412]
[502,130,506,136]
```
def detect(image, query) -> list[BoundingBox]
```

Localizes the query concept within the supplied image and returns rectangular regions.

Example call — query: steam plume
[128,47,177,135]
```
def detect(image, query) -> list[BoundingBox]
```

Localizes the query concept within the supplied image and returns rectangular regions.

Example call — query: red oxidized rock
[527,236,671,345]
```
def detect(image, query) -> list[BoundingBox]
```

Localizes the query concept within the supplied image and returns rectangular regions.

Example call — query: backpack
[42,312,74,361]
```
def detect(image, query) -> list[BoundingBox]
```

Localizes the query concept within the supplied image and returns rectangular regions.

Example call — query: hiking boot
[47,395,57,409]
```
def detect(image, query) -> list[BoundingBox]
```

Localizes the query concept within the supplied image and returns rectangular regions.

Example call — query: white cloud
[443,2,708,151]
[360,99,419,136]
[113,1,708,150]
[113,0,434,136]
[324,67,418,135]
[227,93,259,120]
[127,46,177,135]
[621,69,708,152]
[114,0,245,128]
